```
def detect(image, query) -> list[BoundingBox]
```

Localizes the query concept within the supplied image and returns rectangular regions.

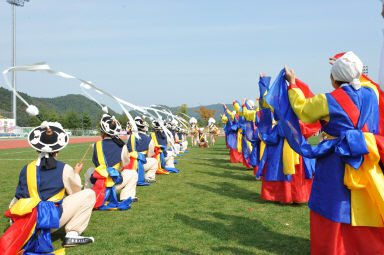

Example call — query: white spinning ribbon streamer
[80,82,106,111]
[155,107,189,129]
[3,63,87,117]
[140,106,176,149]
[79,80,169,141]
[3,63,186,151]
[79,82,139,135]
[2,63,139,135]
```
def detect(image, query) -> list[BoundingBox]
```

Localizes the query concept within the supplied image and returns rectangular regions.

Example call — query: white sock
[65,231,79,238]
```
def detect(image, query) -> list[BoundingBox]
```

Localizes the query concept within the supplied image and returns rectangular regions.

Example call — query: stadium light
[6,0,29,125]
[7,0,29,6]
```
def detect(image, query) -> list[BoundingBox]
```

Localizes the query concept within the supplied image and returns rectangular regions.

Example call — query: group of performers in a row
[0,114,189,255]
[189,117,219,148]
[221,52,384,255]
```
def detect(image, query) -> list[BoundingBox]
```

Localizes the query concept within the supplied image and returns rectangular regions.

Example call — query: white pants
[57,189,96,234]
[173,145,180,155]
[84,168,138,200]
[165,156,176,168]
[182,141,188,151]
[209,134,216,145]
[192,135,199,146]
[144,157,158,180]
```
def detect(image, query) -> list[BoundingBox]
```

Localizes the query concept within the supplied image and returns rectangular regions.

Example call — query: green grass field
[0,137,310,254]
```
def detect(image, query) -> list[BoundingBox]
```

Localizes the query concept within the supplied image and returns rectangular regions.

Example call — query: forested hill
[0,87,233,128]
[0,87,119,127]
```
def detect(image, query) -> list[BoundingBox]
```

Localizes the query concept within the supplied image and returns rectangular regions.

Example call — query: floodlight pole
[12,4,16,123]
[7,0,28,125]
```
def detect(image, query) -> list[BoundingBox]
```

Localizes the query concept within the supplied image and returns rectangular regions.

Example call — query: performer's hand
[329,57,336,65]
[259,73,266,78]
[74,162,83,174]
[284,65,296,85]
[242,98,247,105]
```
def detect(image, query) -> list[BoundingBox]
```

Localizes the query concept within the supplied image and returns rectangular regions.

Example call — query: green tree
[58,113,65,127]
[81,111,92,129]
[116,114,128,129]
[29,116,41,127]
[38,108,49,122]
[197,118,205,127]
[47,109,59,122]
[63,109,80,129]
[176,104,188,121]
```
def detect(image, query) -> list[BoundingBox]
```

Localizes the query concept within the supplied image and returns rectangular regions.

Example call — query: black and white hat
[152,120,162,131]
[134,116,146,131]
[28,121,69,153]
[100,114,122,136]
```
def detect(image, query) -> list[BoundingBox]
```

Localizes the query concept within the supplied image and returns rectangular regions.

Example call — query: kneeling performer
[0,121,95,254]
[84,114,138,209]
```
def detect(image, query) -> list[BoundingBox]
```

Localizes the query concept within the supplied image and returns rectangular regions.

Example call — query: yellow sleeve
[221,115,228,124]
[233,101,243,116]
[288,87,330,123]
[242,106,256,122]
[225,107,235,121]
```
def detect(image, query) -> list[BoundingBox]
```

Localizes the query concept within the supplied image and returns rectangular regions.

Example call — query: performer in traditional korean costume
[0,121,95,255]
[222,105,244,163]
[189,117,199,147]
[233,98,261,175]
[198,128,209,148]
[84,114,138,209]
[181,128,189,152]
[245,74,316,203]
[232,100,257,169]
[168,120,183,156]
[208,117,219,146]
[281,52,384,254]
[148,120,179,174]
[124,116,158,184]
[176,126,188,152]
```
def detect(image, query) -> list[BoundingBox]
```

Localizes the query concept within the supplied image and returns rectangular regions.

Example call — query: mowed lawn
[0,137,310,255]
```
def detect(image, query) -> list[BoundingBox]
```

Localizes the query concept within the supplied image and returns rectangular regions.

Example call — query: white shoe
[63,231,94,247]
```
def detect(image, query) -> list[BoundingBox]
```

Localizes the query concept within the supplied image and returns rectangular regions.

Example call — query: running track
[0,136,126,150]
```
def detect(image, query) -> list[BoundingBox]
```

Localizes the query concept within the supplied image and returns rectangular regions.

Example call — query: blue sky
[0,0,382,112]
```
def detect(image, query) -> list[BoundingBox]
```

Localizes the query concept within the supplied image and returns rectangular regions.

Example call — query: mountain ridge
[0,87,233,127]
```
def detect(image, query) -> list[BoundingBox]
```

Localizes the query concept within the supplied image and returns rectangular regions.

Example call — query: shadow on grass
[187,181,266,204]
[191,158,249,172]
[174,212,310,255]
[210,246,256,255]
[195,169,256,182]
[199,150,229,156]
[197,157,254,170]
[165,246,201,255]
